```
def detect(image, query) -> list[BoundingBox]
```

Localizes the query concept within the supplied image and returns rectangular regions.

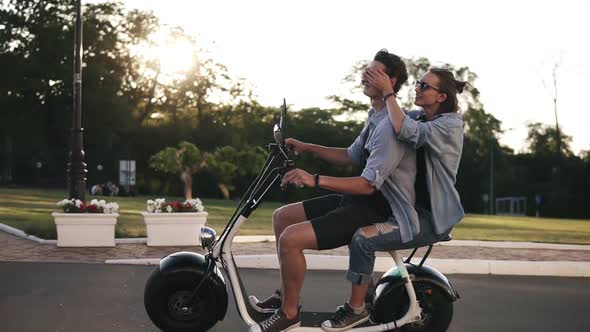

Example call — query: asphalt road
[0,261,588,332]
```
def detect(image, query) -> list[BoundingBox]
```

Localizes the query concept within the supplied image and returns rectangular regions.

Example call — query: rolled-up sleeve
[361,124,404,190]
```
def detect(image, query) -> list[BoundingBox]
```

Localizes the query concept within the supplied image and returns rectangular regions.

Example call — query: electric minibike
[143,100,460,332]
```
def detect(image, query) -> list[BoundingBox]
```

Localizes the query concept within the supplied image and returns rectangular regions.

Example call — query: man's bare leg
[278,221,318,319]
[272,202,307,253]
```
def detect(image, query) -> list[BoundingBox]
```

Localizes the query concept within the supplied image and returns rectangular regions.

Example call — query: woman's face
[414,72,446,108]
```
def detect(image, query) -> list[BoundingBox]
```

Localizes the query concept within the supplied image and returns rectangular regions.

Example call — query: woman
[321,68,467,331]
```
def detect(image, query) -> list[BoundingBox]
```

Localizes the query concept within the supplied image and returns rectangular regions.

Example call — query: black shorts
[303,193,392,250]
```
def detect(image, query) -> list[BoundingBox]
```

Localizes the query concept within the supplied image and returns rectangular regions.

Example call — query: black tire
[144,267,220,332]
[400,282,454,332]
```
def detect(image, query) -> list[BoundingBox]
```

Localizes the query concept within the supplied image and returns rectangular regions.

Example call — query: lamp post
[489,140,494,215]
[67,0,87,201]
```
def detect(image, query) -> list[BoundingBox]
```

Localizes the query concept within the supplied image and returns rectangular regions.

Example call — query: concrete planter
[142,212,208,246]
[52,212,118,247]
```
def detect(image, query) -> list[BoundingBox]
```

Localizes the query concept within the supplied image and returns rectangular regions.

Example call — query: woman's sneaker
[249,289,282,313]
[249,308,301,332]
[321,303,369,331]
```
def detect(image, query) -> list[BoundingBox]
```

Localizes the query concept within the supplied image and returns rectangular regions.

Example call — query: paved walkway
[1,231,589,264]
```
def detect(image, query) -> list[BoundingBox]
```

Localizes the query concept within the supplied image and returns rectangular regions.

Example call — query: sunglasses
[415,80,442,93]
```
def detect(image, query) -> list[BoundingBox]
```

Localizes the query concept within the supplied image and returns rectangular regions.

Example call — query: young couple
[249,49,467,332]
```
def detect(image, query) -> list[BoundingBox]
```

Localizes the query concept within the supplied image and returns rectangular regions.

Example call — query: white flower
[166,205,173,213]
[57,199,70,207]
[74,199,83,208]
[147,198,168,213]
[185,198,204,212]
[90,199,98,205]
[104,202,119,214]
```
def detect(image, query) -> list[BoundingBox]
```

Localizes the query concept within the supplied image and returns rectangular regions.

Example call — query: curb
[105,254,590,277]
[0,223,56,244]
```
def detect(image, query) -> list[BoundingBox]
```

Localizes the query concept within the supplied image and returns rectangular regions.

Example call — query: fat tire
[399,282,454,332]
[144,267,219,332]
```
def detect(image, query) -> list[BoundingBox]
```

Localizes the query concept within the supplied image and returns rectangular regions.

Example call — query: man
[249,50,417,332]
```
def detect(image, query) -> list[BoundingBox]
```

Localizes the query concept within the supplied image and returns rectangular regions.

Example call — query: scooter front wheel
[144,268,220,332]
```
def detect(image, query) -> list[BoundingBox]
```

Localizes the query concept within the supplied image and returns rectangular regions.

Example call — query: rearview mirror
[273,124,284,146]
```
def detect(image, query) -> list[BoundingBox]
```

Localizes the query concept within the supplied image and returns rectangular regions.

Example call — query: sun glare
[157,40,194,74]
[135,29,196,77]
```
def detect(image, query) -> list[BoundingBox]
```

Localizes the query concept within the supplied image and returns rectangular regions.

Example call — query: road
[0,262,588,332]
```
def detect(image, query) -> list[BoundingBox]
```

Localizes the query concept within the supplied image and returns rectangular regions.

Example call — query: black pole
[67,0,87,200]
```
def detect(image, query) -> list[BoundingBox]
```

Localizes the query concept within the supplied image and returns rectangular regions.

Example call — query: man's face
[361,61,388,98]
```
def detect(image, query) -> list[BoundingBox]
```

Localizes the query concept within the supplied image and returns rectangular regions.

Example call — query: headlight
[200,226,216,250]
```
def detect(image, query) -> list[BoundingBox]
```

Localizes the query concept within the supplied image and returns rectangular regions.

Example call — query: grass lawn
[1,187,589,244]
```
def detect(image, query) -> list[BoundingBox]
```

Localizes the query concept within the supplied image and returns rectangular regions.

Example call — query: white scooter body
[216,215,423,331]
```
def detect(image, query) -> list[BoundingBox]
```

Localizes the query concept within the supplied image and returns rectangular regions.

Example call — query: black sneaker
[249,289,282,313]
[249,308,301,332]
[321,303,369,331]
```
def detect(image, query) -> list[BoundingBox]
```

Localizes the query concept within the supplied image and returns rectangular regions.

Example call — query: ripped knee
[358,222,397,239]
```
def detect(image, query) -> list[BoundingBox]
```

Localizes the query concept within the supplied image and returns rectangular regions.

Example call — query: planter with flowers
[141,198,207,246]
[52,199,120,247]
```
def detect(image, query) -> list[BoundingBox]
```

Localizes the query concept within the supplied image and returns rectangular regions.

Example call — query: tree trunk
[218,183,230,200]
[181,171,192,200]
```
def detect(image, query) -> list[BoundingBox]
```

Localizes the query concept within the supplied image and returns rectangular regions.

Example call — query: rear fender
[375,263,459,303]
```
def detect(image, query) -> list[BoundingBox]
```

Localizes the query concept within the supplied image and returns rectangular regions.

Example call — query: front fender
[158,251,228,321]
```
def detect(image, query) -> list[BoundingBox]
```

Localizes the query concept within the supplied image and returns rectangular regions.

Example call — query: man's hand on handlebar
[281,168,314,189]
[285,138,308,156]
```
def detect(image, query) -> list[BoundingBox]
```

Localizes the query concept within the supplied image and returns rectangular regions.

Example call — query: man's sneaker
[249,289,282,313]
[321,303,369,331]
[249,308,301,332]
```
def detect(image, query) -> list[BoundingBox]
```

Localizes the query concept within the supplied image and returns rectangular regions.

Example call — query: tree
[206,145,266,199]
[149,141,206,200]
[526,122,573,157]
[0,0,158,185]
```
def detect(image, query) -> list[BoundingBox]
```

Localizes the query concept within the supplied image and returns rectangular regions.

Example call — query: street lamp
[66,0,87,201]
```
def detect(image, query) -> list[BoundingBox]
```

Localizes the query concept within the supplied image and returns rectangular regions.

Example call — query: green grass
[1,187,589,244]
[0,187,281,239]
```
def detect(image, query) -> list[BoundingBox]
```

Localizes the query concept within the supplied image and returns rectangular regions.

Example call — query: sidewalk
[2,229,589,276]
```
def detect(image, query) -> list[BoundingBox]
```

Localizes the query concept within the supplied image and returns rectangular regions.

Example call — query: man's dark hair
[373,49,408,93]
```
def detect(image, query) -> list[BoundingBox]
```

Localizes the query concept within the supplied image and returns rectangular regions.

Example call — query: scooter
[143,99,460,332]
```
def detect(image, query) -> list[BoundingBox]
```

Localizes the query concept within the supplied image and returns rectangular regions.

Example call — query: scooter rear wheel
[144,268,219,332]
[400,282,453,332]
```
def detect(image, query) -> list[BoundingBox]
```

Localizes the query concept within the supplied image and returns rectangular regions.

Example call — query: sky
[103,0,589,154]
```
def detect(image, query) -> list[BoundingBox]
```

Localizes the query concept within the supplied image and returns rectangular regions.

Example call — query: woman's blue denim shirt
[398,110,465,235]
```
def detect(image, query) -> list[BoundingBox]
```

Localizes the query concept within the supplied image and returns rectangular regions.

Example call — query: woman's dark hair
[374,49,408,93]
[429,67,468,114]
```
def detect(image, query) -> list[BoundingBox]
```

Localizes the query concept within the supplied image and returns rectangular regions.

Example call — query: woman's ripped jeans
[345,208,451,285]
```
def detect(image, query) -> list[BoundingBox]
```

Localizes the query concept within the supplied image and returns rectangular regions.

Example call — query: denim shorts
[303,193,392,250]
